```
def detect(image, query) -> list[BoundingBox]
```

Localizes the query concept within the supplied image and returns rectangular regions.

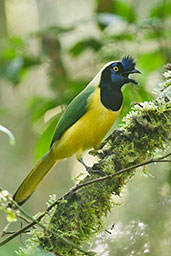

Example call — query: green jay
[13,55,141,205]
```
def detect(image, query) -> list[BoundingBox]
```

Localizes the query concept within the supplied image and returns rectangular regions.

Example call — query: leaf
[106,33,134,41]
[0,124,15,145]
[69,38,102,57]
[149,1,171,19]
[9,36,27,50]
[113,0,136,23]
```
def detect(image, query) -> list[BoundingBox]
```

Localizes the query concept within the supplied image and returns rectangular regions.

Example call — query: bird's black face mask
[99,55,141,111]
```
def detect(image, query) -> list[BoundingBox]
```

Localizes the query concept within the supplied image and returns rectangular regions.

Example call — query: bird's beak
[122,69,141,85]
[129,69,141,74]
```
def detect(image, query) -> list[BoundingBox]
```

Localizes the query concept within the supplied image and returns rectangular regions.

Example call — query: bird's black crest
[121,55,135,71]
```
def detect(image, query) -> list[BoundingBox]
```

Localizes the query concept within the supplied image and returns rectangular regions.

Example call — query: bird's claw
[78,158,104,175]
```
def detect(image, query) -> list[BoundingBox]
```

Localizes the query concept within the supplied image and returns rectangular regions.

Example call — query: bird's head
[100,56,141,89]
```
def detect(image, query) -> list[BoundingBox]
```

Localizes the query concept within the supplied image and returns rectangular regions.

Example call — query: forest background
[0,0,170,255]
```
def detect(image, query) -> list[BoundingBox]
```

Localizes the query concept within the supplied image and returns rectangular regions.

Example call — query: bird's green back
[50,85,95,147]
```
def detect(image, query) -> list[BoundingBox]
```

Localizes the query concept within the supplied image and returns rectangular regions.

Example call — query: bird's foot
[78,158,104,175]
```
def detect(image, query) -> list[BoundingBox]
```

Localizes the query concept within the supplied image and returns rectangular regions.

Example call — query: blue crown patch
[121,55,135,71]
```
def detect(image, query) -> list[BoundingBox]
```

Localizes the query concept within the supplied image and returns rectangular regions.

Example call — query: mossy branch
[11,69,171,255]
[0,152,170,251]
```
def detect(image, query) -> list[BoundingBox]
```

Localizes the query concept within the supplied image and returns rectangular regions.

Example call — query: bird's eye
[113,66,119,72]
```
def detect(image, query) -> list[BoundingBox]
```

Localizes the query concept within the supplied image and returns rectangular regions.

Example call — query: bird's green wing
[50,85,95,147]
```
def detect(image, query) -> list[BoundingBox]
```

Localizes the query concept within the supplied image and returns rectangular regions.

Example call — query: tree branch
[0,152,170,247]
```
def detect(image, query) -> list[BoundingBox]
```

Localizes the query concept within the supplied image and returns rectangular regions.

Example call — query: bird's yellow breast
[53,87,121,160]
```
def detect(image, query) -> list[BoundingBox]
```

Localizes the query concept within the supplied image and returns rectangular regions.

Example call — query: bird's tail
[13,150,57,206]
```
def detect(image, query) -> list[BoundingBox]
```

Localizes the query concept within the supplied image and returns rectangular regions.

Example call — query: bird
[13,55,141,206]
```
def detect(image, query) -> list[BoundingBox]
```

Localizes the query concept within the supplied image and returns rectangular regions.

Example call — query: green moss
[18,82,171,255]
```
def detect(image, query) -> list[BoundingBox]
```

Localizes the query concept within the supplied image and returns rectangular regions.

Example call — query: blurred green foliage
[113,0,137,23]
[0,37,41,85]
[0,0,170,255]
[1,0,170,159]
